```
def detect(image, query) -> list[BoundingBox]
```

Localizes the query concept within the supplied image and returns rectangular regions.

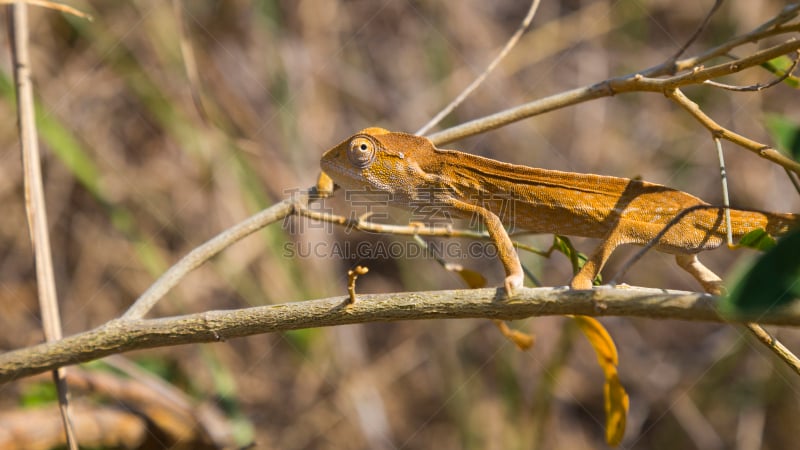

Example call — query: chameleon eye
[347,136,377,168]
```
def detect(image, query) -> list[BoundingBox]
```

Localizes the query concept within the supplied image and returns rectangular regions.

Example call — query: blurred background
[0,0,799,448]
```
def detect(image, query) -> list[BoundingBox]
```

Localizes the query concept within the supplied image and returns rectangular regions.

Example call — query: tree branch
[427,38,800,144]
[3,285,800,383]
[666,87,800,173]
[121,189,311,320]
[426,35,800,175]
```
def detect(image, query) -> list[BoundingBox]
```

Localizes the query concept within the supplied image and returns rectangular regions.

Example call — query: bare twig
[666,131,800,374]
[296,206,489,240]
[644,4,800,77]
[296,205,552,258]
[121,189,311,320]
[8,285,800,383]
[704,49,800,91]
[610,204,761,285]
[347,266,369,304]
[666,87,800,174]
[172,0,210,123]
[8,3,77,448]
[715,137,734,246]
[415,0,541,135]
[666,0,724,69]
[744,323,800,376]
[786,168,800,195]
[428,37,800,151]
[426,34,800,175]
[0,0,92,19]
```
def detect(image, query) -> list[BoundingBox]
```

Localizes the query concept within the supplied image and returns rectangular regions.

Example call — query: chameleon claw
[569,275,594,291]
[504,274,524,298]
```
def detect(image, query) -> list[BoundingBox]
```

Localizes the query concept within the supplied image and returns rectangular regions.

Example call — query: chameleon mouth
[320,160,365,189]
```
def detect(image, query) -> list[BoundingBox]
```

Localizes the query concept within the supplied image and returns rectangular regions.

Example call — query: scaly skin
[320,127,798,296]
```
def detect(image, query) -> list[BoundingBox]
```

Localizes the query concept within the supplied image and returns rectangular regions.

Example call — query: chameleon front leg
[445,198,523,297]
[675,253,724,295]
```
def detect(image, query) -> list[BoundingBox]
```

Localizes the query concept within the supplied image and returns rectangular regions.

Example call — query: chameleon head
[320,127,434,198]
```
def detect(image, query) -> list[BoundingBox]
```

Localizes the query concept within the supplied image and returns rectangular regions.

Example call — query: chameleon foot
[569,274,594,291]
[675,254,725,295]
[504,274,524,298]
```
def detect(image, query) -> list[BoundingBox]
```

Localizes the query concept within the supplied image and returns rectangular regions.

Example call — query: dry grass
[0,1,798,448]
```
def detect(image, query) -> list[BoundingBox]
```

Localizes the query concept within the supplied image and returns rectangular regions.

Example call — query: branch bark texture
[3,286,798,384]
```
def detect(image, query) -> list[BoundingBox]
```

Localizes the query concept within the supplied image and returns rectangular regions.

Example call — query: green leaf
[760,55,800,88]
[723,227,800,313]
[19,382,58,407]
[552,235,601,284]
[736,228,777,251]
[765,114,800,161]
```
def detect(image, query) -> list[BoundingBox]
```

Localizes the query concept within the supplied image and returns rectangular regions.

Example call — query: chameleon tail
[730,209,799,238]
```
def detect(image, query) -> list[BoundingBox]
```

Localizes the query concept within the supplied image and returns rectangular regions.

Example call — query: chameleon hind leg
[445,198,523,297]
[675,253,724,295]
[570,227,630,290]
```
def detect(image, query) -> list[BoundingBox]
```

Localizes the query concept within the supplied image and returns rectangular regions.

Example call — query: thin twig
[296,206,489,240]
[665,0,724,71]
[11,285,800,383]
[121,189,310,320]
[744,323,800,376]
[427,37,800,142]
[704,49,800,91]
[426,17,800,146]
[295,205,551,257]
[694,134,800,375]
[786,168,800,195]
[425,33,800,175]
[0,0,92,19]
[8,3,77,448]
[172,0,210,123]
[644,4,800,77]
[415,0,541,135]
[610,204,734,285]
[666,87,800,175]
[611,200,792,285]
[715,137,734,246]
[347,266,369,304]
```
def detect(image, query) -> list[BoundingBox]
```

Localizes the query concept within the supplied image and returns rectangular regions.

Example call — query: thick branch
[3,286,800,383]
